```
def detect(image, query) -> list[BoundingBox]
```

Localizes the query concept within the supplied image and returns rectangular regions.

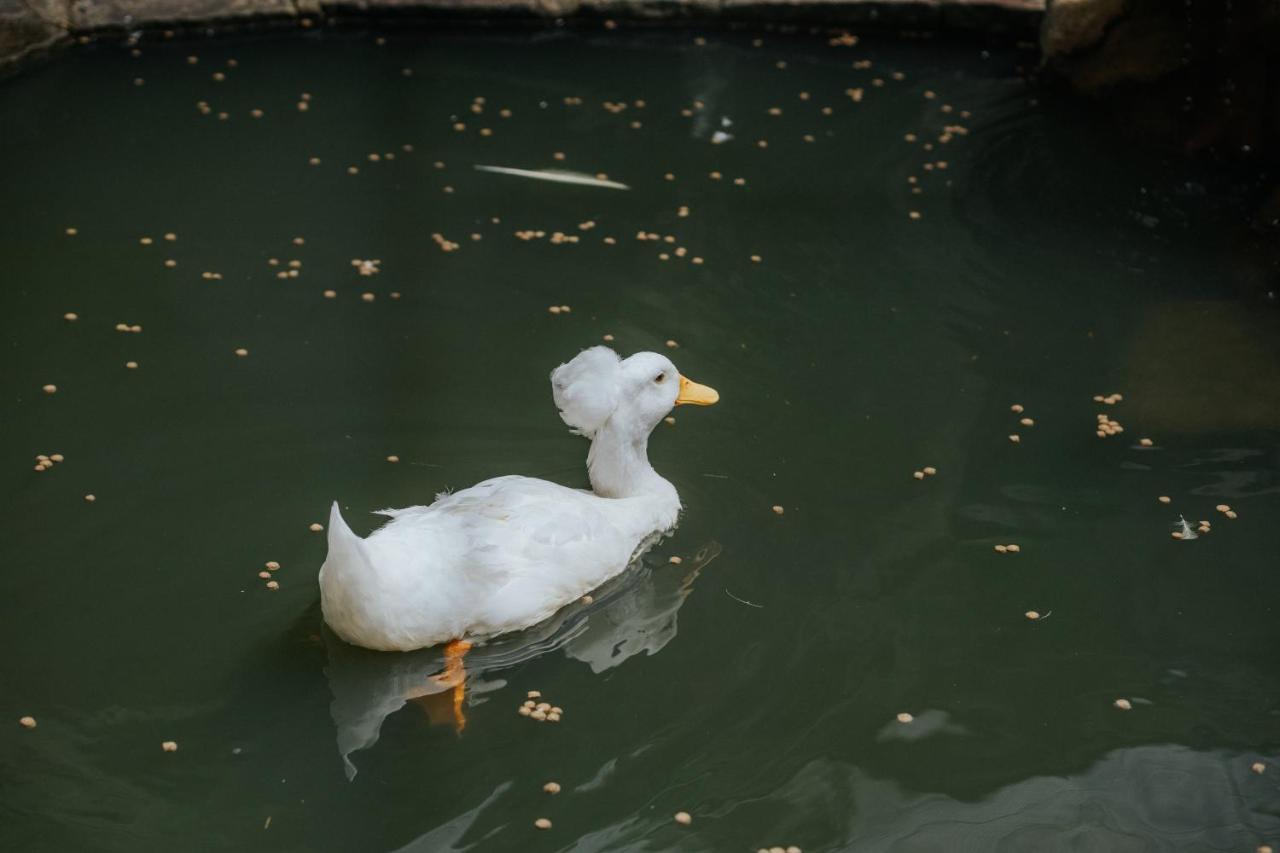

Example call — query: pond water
[2,24,1278,853]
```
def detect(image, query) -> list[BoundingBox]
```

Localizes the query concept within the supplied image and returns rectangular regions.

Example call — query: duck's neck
[587,418,675,501]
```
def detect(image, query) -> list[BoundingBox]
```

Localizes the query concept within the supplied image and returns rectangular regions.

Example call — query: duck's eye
[654,373,666,384]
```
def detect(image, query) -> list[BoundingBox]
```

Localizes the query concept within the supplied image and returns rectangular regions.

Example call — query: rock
[0,0,69,69]
[67,0,295,30]
[1042,0,1193,93]
[1041,0,1128,60]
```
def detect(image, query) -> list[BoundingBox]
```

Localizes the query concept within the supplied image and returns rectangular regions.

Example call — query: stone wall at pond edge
[3,0,1047,69]
[2,0,1278,163]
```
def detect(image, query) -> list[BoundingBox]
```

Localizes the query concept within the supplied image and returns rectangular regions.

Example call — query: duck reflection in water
[322,542,719,779]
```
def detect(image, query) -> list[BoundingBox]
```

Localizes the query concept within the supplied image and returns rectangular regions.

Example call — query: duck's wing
[434,477,639,635]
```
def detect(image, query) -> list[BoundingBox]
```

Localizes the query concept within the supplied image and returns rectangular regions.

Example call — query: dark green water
[2,25,1279,853]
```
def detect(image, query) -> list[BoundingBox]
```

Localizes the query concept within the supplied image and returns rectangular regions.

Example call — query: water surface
[2,25,1278,853]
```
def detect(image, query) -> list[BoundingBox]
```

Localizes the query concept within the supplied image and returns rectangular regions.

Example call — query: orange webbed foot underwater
[413,639,472,733]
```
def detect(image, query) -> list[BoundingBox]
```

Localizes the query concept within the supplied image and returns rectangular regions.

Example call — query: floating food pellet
[1113,698,1132,710]
[1139,438,1153,447]
[323,290,336,299]
[923,466,937,476]
[1253,762,1266,774]
[668,556,683,565]
[19,716,36,729]
[309,523,324,532]
[1010,404,1024,413]
[84,494,95,502]
[1158,496,1171,504]
[1008,434,1020,443]
[126,361,138,369]
[64,312,78,321]
[266,581,279,590]
[674,812,693,826]
[386,455,399,463]
[361,293,375,302]
[663,416,675,425]
[896,712,913,723]
[1171,531,1183,540]
[1216,504,1231,513]
[1019,418,1034,427]
[161,741,178,752]
[164,259,176,268]
[581,595,593,604]
[265,561,279,570]
[1006,544,1020,553]
[548,306,562,314]
[665,339,678,348]
[258,571,271,579]
[1225,510,1238,519]
[994,545,1008,553]
[234,348,248,357]
[913,471,925,480]
[602,334,614,342]
[1025,610,1040,620]
[771,505,784,515]
[534,818,552,830]
[65,227,77,236]
[42,384,57,394]
[546,712,561,722]
[543,781,561,794]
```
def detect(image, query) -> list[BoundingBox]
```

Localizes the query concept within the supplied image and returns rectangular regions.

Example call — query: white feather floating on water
[473,165,630,190]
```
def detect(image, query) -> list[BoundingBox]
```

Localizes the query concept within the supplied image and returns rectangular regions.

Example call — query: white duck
[319,346,719,656]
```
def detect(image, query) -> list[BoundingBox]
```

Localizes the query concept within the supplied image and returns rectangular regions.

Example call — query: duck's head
[551,347,719,439]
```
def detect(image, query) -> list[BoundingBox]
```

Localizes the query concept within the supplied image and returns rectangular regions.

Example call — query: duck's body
[319,347,717,652]
[321,474,679,651]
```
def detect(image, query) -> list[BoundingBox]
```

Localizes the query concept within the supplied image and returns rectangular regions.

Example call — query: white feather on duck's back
[318,347,719,652]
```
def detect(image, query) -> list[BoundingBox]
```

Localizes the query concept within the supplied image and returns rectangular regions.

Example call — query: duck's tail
[323,501,375,579]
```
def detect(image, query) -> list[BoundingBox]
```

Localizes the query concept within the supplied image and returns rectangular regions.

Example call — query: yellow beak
[676,375,720,406]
